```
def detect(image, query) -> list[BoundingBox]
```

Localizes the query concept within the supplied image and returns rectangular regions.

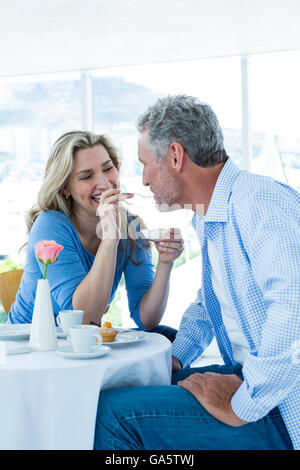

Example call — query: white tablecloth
[0,332,171,450]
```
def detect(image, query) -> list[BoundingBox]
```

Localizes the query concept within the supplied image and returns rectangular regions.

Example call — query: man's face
[138,130,181,210]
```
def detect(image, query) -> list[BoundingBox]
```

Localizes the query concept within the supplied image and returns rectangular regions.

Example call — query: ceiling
[1,0,300,77]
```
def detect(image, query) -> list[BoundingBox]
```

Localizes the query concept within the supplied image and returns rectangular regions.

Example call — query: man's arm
[230,187,300,423]
[178,185,300,428]
[171,287,215,370]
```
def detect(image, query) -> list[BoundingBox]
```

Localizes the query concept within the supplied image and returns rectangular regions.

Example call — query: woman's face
[66,144,119,217]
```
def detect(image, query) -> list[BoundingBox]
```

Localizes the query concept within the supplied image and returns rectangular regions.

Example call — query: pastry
[99,321,119,343]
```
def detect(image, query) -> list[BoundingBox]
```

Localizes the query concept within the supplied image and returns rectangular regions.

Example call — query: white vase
[29,278,57,351]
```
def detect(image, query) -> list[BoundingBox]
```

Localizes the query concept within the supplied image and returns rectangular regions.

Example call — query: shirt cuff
[231,381,270,422]
[172,337,203,368]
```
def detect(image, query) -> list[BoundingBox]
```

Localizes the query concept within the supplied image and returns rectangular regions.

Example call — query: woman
[8,130,183,337]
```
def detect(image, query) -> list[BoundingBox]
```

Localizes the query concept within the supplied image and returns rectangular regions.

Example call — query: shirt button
[254,413,260,420]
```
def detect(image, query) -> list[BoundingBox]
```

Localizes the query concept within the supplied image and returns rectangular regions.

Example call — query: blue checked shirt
[172,158,300,449]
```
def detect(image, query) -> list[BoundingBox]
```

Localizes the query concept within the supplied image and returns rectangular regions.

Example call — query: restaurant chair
[0,269,24,315]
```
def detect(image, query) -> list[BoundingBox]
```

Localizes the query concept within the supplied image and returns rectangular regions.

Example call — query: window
[1,54,299,327]
[249,51,300,191]
[91,57,243,243]
[0,73,81,260]
[91,58,242,328]
[92,57,242,171]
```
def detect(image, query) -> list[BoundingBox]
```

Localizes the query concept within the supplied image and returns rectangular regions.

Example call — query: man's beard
[154,173,181,212]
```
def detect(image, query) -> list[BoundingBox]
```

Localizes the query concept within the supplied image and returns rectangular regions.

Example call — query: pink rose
[35,240,64,279]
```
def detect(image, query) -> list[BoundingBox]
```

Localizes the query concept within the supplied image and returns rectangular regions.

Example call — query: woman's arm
[73,189,133,325]
[72,239,119,325]
[30,212,121,325]
[139,229,184,330]
[139,257,173,329]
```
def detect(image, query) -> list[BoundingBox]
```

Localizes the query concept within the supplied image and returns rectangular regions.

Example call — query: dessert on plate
[98,321,119,343]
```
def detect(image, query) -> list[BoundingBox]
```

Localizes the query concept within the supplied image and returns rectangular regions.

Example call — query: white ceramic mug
[56,310,84,334]
[68,325,102,353]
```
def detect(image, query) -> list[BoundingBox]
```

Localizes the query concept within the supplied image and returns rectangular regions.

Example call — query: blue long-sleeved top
[8,211,155,330]
[172,158,300,449]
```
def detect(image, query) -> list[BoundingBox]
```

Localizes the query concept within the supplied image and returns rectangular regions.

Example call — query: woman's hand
[96,188,133,241]
[155,228,184,264]
[172,355,182,371]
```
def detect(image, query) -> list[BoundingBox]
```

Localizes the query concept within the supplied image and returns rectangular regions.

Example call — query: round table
[0,332,171,450]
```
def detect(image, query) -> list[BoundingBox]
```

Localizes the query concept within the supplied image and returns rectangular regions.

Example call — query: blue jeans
[94,364,293,450]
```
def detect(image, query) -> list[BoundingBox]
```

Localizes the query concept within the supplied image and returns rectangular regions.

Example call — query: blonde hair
[26,130,148,264]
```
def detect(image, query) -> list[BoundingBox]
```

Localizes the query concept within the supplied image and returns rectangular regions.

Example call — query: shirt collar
[203,158,241,223]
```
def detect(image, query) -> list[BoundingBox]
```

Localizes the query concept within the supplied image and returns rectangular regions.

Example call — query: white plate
[56,327,68,338]
[0,341,31,355]
[57,344,111,359]
[0,324,70,340]
[103,331,147,346]
[0,323,31,341]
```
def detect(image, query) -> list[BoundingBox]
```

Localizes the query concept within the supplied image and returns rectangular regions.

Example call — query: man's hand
[178,372,247,427]
[172,355,182,371]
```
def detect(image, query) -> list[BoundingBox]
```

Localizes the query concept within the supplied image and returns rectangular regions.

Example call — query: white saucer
[0,325,70,340]
[0,323,68,341]
[0,323,31,341]
[56,327,68,338]
[103,331,147,346]
[56,344,111,359]
[0,324,76,341]
[140,229,168,242]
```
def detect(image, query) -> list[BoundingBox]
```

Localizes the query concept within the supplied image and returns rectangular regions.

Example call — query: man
[94,95,299,450]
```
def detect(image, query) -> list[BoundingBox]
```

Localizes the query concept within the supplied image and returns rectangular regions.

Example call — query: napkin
[0,341,30,355]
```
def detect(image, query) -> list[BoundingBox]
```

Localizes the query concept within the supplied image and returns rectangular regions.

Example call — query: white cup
[57,310,84,334]
[68,325,102,353]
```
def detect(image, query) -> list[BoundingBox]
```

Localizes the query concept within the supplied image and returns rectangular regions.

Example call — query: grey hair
[136,95,228,167]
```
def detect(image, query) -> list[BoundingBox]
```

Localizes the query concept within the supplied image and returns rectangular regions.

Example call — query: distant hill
[0,76,163,128]
[93,77,162,123]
